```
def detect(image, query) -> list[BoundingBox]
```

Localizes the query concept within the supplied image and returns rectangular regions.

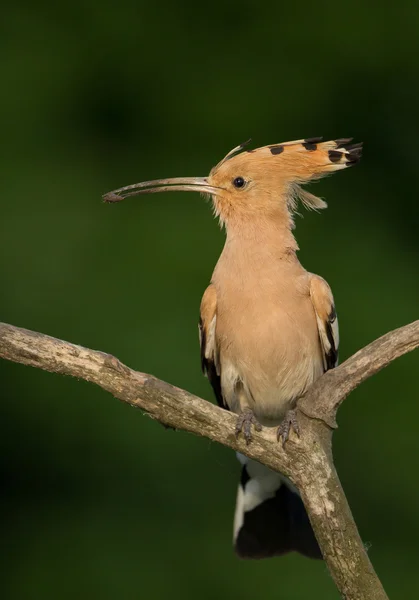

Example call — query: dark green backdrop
[1,2,418,599]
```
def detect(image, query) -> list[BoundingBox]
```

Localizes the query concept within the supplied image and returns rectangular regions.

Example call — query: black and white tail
[233,455,321,560]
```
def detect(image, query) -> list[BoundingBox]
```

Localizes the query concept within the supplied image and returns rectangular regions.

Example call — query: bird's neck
[212,210,303,291]
[223,209,299,259]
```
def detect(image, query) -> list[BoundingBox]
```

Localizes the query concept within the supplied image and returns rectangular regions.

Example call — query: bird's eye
[233,177,246,189]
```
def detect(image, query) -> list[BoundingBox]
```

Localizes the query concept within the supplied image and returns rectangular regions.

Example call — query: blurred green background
[1,2,418,599]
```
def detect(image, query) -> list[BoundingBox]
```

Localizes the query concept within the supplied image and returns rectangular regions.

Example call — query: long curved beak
[102,177,221,203]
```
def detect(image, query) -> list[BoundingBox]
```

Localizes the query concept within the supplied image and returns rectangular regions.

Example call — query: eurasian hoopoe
[104,136,362,560]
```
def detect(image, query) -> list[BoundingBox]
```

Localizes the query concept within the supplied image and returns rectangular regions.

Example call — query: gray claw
[235,409,262,445]
[277,409,300,447]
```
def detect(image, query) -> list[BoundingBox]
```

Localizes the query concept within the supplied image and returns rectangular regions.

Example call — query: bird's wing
[309,275,339,371]
[199,284,225,408]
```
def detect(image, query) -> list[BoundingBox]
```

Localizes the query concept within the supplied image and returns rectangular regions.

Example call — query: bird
[103,136,362,560]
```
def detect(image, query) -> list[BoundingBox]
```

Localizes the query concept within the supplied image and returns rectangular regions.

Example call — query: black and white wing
[199,284,225,408]
[309,274,339,371]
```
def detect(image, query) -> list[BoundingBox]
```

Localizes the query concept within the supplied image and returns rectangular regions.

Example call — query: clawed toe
[235,409,262,445]
[277,409,300,447]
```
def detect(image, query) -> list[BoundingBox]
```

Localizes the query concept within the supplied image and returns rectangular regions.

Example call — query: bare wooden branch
[1,320,418,600]
[299,320,419,428]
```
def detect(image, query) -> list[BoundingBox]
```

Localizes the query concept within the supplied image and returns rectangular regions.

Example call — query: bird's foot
[277,409,300,448]
[235,409,262,445]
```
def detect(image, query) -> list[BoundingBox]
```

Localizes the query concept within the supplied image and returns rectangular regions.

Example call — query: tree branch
[1,320,418,599]
[300,319,419,428]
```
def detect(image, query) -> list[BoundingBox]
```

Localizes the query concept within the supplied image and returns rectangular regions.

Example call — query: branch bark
[1,320,418,599]
[299,319,419,428]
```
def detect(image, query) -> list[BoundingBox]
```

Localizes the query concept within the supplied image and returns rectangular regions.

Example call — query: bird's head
[103,137,362,230]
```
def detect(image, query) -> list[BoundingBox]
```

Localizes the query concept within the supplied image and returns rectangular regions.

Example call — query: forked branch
[1,320,418,600]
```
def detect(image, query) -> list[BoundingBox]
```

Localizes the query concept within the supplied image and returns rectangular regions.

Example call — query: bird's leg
[235,409,262,445]
[277,409,300,447]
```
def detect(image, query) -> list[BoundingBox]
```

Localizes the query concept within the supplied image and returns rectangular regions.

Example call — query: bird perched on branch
[103,136,362,560]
